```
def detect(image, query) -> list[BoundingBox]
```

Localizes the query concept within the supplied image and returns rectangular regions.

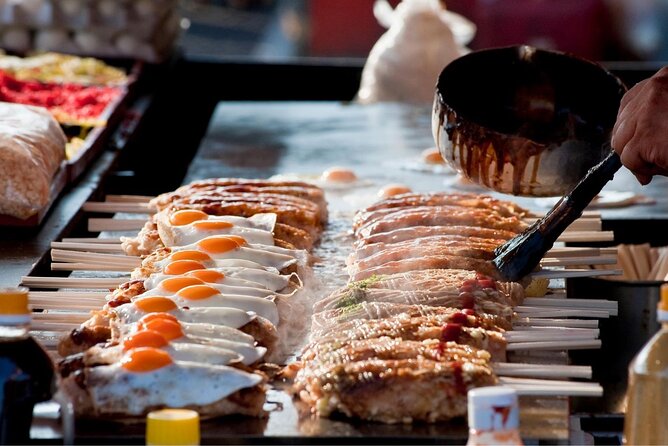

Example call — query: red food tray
[65,60,143,183]
[0,59,143,227]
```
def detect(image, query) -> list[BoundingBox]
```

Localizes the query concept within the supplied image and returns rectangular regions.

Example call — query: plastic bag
[0,102,66,219]
[356,0,476,105]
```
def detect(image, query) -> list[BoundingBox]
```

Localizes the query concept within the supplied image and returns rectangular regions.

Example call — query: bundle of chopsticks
[615,244,668,281]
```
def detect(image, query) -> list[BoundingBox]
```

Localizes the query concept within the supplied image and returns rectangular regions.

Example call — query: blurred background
[177,0,668,62]
[2,0,668,64]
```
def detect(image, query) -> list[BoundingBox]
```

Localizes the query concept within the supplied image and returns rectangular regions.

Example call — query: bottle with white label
[466,386,524,446]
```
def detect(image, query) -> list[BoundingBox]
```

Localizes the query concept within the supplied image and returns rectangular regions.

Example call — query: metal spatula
[493,151,622,282]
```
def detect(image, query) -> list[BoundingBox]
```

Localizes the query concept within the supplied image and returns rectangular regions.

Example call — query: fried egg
[271,170,373,191]
[156,210,277,247]
[119,316,266,365]
[145,267,296,293]
[133,287,279,325]
[89,330,243,367]
[131,313,256,346]
[153,235,301,272]
[113,296,254,328]
[81,348,263,416]
[136,275,280,299]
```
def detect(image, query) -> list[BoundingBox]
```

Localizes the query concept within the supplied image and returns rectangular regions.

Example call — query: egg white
[156,212,277,247]
[88,362,263,416]
[114,304,253,329]
[133,293,279,326]
[139,282,277,299]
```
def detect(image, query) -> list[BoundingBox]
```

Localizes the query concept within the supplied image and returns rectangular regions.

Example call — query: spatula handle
[541,151,621,236]
[567,151,622,208]
[494,151,622,281]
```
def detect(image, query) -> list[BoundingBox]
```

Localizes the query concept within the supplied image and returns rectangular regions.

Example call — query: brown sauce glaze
[434,46,626,196]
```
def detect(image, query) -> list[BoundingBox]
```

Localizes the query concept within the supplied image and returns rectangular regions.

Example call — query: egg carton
[0,0,177,31]
[0,9,180,62]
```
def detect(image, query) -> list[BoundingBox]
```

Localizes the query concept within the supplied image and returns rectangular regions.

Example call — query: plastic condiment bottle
[0,287,56,445]
[623,284,668,445]
[146,409,200,446]
[466,386,524,446]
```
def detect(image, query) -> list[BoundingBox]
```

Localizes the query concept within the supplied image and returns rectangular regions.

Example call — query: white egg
[34,28,70,50]
[97,0,121,18]
[74,31,104,53]
[115,34,141,52]
[134,0,158,17]
[87,361,262,416]
[2,28,31,53]
[59,0,81,16]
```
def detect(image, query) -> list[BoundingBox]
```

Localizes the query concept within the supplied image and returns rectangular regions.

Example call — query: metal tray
[30,102,595,444]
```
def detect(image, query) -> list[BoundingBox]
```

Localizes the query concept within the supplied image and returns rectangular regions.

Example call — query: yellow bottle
[623,284,668,445]
[146,409,200,446]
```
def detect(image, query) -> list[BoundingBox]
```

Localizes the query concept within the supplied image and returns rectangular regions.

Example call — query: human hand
[611,67,668,185]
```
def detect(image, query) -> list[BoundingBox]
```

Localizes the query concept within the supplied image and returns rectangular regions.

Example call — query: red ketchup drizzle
[460,292,475,309]
[461,279,478,287]
[478,278,497,290]
[463,309,476,316]
[450,312,469,325]
[436,341,446,357]
[441,323,463,342]
[452,361,467,394]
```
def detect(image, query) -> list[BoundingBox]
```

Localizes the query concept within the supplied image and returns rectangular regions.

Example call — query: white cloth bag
[356,0,476,105]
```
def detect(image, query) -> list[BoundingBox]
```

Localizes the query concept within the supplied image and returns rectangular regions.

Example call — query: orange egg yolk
[321,167,357,183]
[139,312,179,325]
[163,260,206,275]
[186,269,225,283]
[421,148,446,165]
[197,236,245,254]
[177,284,219,300]
[169,250,213,262]
[159,276,206,293]
[123,330,169,351]
[134,296,178,313]
[192,220,234,231]
[139,318,184,341]
[121,347,173,373]
[169,210,209,226]
[378,184,412,199]
[224,235,247,247]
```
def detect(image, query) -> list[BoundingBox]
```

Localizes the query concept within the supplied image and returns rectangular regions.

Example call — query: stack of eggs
[0,0,179,62]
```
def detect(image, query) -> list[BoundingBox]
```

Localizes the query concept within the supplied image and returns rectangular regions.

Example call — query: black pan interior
[437,46,627,145]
